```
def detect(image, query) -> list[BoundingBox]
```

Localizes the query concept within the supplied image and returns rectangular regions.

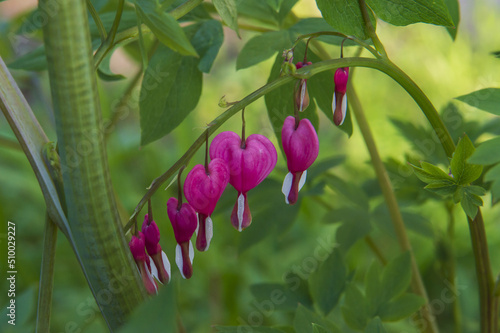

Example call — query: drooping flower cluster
[129,214,171,294]
[129,45,350,291]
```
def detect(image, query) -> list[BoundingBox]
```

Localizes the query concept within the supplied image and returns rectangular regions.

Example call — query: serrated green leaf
[213,0,239,36]
[455,88,500,116]
[468,137,500,165]
[460,191,479,219]
[309,249,346,315]
[378,294,425,322]
[341,283,369,330]
[236,30,292,70]
[379,252,412,304]
[315,0,375,39]
[444,0,460,40]
[135,0,197,56]
[450,135,483,184]
[364,317,388,333]
[191,20,224,73]
[366,0,453,27]
[139,44,202,145]
[410,164,452,185]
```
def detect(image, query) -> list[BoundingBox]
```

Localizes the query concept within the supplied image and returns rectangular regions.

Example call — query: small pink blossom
[333,67,349,126]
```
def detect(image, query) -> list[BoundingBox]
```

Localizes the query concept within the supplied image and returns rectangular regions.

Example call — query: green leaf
[379,252,412,304]
[309,249,347,315]
[467,185,487,197]
[135,0,198,56]
[455,88,500,116]
[468,137,500,165]
[366,0,454,27]
[139,44,202,145]
[249,283,313,312]
[240,179,301,252]
[460,190,481,219]
[444,0,460,40]
[236,30,292,70]
[8,46,47,71]
[485,163,500,183]
[293,304,337,333]
[364,262,383,315]
[424,181,457,196]
[315,0,376,39]
[118,286,176,333]
[341,283,369,330]
[213,0,239,36]
[215,326,287,333]
[191,20,224,73]
[97,49,126,81]
[409,163,453,185]
[290,18,366,46]
[378,294,425,321]
[450,135,483,184]
[324,174,370,210]
[364,317,387,333]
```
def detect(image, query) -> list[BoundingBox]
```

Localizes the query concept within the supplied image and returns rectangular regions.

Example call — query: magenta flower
[129,233,158,294]
[167,198,198,279]
[184,158,230,251]
[281,116,319,204]
[141,214,171,284]
[209,131,277,231]
[295,61,312,112]
[333,67,349,126]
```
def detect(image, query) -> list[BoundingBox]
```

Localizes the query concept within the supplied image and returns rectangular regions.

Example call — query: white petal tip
[205,216,213,250]
[298,170,307,192]
[282,172,293,204]
[237,193,245,231]
[175,244,186,279]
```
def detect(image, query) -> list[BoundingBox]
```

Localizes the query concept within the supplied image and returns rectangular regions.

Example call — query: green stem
[40,0,146,329]
[93,0,125,69]
[364,236,387,266]
[357,0,387,58]
[444,202,462,333]
[86,0,107,42]
[292,31,380,59]
[348,82,439,333]
[169,0,203,19]
[468,211,497,333]
[36,214,57,333]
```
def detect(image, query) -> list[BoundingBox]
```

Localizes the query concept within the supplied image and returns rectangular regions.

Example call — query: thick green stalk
[348,82,439,333]
[40,0,146,329]
[36,214,57,333]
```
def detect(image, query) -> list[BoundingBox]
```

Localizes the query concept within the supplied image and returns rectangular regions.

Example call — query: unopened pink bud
[333,67,349,126]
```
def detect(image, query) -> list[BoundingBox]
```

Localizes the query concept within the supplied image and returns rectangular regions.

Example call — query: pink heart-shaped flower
[209,131,277,231]
[184,158,230,251]
[281,116,319,205]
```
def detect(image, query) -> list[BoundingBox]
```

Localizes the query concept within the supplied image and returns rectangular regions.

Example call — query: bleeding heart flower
[129,232,158,294]
[184,158,230,251]
[167,198,197,279]
[295,61,312,112]
[141,214,171,284]
[333,67,349,126]
[209,131,277,231]
[281,116,319,204]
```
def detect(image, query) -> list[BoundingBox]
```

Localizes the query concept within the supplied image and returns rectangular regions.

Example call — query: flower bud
[141,215,171,284]
[333,67,349,126]
[129,233,158,294]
